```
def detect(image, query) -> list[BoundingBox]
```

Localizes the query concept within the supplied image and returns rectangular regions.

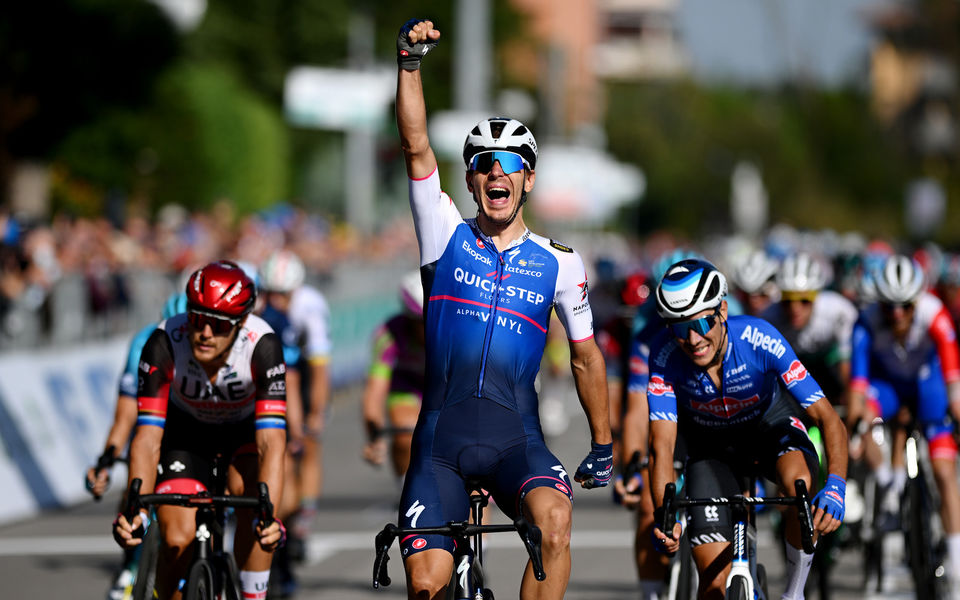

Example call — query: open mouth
[485,186,510,204]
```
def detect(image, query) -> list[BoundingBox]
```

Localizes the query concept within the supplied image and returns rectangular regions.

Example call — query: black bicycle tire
[756,563,769,600]
[726,574,750,600]
[675,533,695,600]
[183,560,215,600]
[220,553,243,600]
[905,478,938,599]
[131,523,159,600]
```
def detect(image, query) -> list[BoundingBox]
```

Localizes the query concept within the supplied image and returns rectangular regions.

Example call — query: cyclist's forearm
[308,362,330,417]
[256,428,286,506]
[948,381,960,422]
[570,342,612,444]
[128,426,162,493]
[101,394,138,456]
[620,390,649,464]
[648,422,676,508]
[361,377,391,438]
[811,399,849,479]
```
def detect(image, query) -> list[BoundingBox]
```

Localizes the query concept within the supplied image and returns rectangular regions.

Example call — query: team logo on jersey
[739,325,787,359]
[578,279,588,301]
[476,238,485,249]
[412,538,427,550]
[789,416,807,433]
[691,394,760,418]
[550,239,573,253]
[781,360,808,386]
[462,240,493,265]
[266,364,286,379]
[648,376,674,397]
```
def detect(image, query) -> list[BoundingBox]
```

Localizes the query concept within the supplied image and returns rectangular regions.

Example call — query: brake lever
[373,524,398,588]
[794,479,816,554]
[514,517,545,581]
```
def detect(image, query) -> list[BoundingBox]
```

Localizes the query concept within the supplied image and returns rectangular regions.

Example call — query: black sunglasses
[187,310,240,335]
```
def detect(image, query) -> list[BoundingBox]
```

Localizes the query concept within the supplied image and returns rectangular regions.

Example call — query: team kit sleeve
[408,168,464,266]
[136,329,175,430]
[928,304,960,384]
[646,334,679,422]
[551,249,594,343]
[849,320,872,395]
[252,333,288,431]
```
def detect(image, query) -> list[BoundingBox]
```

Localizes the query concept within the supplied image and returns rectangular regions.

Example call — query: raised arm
[396,19,440,179]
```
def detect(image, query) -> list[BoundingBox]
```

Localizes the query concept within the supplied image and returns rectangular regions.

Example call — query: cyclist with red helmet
[113,261,287,600]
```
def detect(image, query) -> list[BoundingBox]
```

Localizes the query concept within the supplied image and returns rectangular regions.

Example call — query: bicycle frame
[660,479,815,600]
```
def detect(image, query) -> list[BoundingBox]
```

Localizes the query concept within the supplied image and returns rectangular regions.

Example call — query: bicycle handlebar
[372,517,546,588]
[659,478,815,554]
[122,478,275,538]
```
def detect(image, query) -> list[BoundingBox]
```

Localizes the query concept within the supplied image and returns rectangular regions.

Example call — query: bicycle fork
[724,518,761,600]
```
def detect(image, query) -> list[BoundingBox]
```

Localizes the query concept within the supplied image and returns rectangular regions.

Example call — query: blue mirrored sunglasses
[669,312,719,339]
[469,151,528,175]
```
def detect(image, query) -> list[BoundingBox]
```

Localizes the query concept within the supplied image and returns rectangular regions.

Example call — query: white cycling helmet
[874,254,925,304]
[777,252,829,293]
[733,250,779,294]
[462,117,538,170]
[656,258,728,320]
[399,270,424,317]
[259,250,305,293]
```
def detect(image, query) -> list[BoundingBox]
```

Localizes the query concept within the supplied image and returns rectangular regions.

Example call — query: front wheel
[131,523,159,600]
[183,560,215,600]
[726,574,750,600]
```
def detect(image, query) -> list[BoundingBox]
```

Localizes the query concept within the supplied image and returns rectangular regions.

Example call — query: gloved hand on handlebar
[574,441,613,489]
[397,18,440,71]
[811,474,845,533]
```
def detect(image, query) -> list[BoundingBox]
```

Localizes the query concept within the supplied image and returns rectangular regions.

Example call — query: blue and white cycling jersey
[410,168,594,421]
[647,315,826,428]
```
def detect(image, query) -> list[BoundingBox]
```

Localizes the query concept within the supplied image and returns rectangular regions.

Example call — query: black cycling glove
[397,18,439,71]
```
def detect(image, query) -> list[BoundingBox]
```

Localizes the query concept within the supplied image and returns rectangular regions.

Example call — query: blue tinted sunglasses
[669,312,720,339]
[469,151,528,175]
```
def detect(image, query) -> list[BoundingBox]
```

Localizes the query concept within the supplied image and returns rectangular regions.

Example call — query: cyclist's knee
[405,554,452,599]
[533,503,572,555]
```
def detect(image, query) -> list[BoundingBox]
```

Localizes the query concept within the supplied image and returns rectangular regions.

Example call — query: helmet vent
[490,121,506,139]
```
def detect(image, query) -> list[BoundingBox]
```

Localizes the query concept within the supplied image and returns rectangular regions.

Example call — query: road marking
[0,529,635,558]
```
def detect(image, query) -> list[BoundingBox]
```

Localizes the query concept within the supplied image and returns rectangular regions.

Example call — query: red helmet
[620,271,651,307]
[185,260,257,318]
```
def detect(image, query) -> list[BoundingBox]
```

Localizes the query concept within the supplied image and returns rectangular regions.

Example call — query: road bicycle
[122,473,277,600]
[860,418,951,598]
[659,478,816,600]
[372,481,545,600]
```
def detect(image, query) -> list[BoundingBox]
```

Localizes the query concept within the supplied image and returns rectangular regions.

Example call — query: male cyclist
[648,259,848,600]
[731,248,779,317]
[113,261,286,600]
[259,249,332,551]
[396,19,613,600]
[761,252,858,409]
[362,270,426,480]
[847,254,960,593]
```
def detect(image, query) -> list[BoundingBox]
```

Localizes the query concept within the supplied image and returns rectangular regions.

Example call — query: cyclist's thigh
[754,400,819,483]
[398,435,468,558]
[917,353,953,440]
[685,456,741,547]
[489,438,572,521]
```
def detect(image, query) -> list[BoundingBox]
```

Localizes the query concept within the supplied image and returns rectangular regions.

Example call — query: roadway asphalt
[0,385,923,599]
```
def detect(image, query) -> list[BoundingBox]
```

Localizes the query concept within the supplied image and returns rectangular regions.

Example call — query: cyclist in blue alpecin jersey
[396,19,613,600]
[648,259,848,600]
